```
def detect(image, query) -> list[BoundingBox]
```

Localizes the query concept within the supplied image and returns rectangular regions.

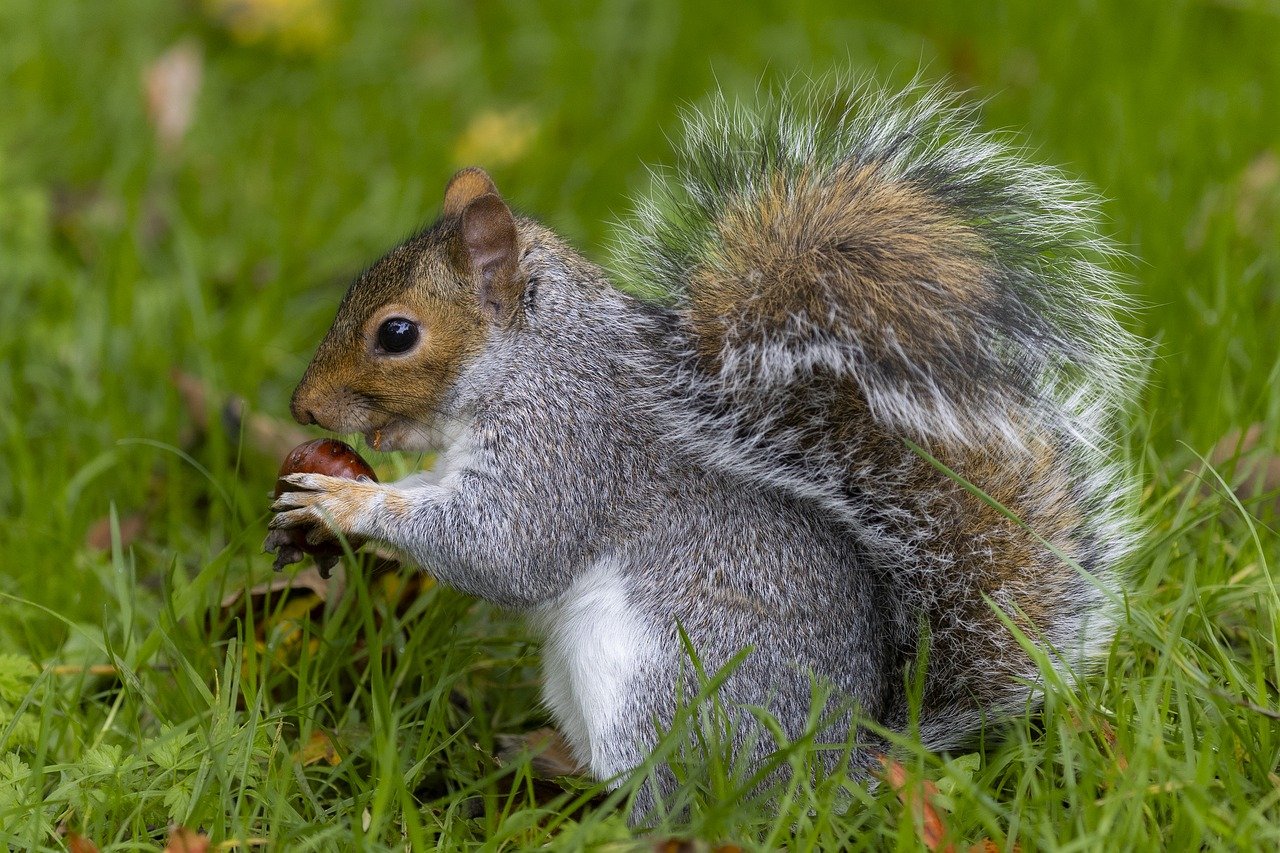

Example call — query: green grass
[2,0,1278,848]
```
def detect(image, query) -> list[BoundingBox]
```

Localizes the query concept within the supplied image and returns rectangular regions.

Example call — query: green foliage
[0,0,1277,848]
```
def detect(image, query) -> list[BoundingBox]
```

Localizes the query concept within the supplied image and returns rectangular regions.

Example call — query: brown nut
[266,438,377,576]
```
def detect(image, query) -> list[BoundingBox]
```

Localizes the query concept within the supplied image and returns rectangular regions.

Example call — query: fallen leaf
[220,564,342,611]
[1095,718,1129,772]
[64,833,101,853]
[879,755,954,853]
[647,842,742,853]
[49,183,126,263]
[497,727,587,778]
[1209,423,1280,501]
[143,40,203,154]
[295,729,342,767]
[222,395,312,462]
[164,827,210,853]
[203,0,339,55]
[652,842,700,853]
[1235,151,1280,240]
[170,368,211,438]
[47,664,119,677]
[84,512,148,552]
[453,108,538,169]
[968,841,1017,853]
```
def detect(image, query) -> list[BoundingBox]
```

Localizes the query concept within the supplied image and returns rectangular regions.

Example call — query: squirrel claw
[271,491,312,513]
[316,555,339,579]
[268,507,312,530]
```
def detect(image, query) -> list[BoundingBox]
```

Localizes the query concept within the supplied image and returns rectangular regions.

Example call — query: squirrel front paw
[269,472,387,544]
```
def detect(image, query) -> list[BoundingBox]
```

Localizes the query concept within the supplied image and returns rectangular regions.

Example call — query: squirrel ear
[460,193,522,322]
[444,167,500,219]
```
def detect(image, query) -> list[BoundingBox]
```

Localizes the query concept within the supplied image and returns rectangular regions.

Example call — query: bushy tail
[614,78,1143,450]
[614,78,1145,741]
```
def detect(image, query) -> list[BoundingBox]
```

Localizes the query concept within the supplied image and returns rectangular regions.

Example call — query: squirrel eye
[376,317,420,354]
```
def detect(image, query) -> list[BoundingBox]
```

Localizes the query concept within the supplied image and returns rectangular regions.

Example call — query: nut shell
[267,439,377,575]
[273,438,377,495]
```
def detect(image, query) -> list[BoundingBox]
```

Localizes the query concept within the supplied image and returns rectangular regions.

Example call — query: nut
[265,438,377,576]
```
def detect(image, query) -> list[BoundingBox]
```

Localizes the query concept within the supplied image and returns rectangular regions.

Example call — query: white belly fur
[532,556,657,781]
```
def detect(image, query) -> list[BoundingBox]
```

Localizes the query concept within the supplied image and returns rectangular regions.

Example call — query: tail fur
[616,78,1142,447]
[615,78,1145,742]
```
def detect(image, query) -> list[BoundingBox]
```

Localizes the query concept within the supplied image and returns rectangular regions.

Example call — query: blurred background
[0,0,1278,843]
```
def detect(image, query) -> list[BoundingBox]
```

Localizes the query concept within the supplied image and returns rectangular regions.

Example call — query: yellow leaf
[295,729,342,766]
[453,109,539,169]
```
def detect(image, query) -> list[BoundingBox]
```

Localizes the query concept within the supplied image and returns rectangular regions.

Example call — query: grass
[1,0,1278,848]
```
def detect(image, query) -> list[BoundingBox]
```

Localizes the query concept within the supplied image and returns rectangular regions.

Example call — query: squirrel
[266,80,1143,814]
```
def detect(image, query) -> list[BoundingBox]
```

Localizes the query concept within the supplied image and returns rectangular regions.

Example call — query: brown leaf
[1235,151,1280,239]
[496,727,587,778]
[879,755,955,853]
[47,664,119,678]
[64,833,101,853]
[295,729,342,767]
[1095,719,1129,772]
[651,841,701,853]
[84,512,148,552]
[1209,423,1280,501]
[647,842,741,853]
[170,368,211,437]
[222,394,312,462]
[969,841,1021,853]
[164,827,210,853]
[220,564,342,611]
[143,40,203,154]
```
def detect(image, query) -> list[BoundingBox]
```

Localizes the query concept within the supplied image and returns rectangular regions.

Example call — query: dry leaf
[220,564,342,611]
[1209,423,1280,502]
[217,558,431,700]
[170,369,312,459]
[171,368,211,439]
[222,395,312,462]
[47,664,119,678]
[652,842,700,853]
[64,833,101,853]
[1235,151,1280,239]
[453,109,538,169]
[879,755,955,853]
[648,842,742,853]
[84,512,148,552]
[203,0,339,55]
[497,727,587,778]
[143,40,203,154]
[164,826,210,853]
[295,729,342,767]
[1096,719,1129,772]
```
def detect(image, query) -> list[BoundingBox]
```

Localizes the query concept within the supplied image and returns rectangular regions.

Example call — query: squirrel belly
[274,79,1144,808]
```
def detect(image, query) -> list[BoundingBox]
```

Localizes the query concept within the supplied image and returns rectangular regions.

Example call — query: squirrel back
[615,80,1144,741]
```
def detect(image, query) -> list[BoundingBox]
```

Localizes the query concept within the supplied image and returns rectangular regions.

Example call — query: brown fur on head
[290,167,526,451]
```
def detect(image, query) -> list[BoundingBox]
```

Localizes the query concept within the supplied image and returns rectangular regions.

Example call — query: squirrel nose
[289,392,318,426]
[291,404,317,426]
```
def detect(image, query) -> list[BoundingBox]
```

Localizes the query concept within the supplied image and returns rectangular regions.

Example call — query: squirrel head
[289,167,529,451]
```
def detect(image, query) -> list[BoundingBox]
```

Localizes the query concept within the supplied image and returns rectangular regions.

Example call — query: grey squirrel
[266,80,1143,813]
